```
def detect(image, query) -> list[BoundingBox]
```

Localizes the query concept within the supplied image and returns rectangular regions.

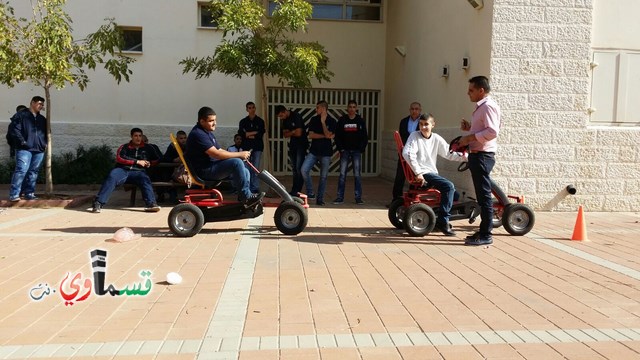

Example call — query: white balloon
[166,272,182,285]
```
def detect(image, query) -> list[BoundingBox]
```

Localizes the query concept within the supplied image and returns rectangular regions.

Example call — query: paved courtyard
[1,177,640,359]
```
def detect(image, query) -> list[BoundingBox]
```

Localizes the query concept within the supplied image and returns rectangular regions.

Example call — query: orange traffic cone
[571,205,588,241]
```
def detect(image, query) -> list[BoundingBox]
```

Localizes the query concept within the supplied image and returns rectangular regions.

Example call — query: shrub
[51,145,114,184]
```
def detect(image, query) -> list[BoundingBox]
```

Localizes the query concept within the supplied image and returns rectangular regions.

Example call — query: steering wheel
[449,136,469,172]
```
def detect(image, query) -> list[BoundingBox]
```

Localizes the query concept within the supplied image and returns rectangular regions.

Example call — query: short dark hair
[131,127,143,136]
[469,76,491,93]
[274,105,287,114]
[316,100,328,109]
[31,96,45,104]
[198,106,216,121]
[176,130,187,136]
[419,113,435,123]
[347,99,357,106]
[16,105,27,112]
[234,133,243,140]
[246,101,256,108]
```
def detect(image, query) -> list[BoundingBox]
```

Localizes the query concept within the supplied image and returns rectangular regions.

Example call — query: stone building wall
[490,0,640,211]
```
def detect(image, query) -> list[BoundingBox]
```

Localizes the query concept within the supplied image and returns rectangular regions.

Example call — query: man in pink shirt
[458,76,501,246]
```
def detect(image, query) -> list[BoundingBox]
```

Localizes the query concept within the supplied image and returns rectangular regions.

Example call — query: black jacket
[398,116,419,144]
[9,108,47,152]
[115,142,160,171]
[335,114,368,152]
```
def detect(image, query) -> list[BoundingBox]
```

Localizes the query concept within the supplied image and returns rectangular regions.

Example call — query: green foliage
[0,0,134,90]
[0,158,15,183]
[0,0,135,193]
[181,0,333,89]
[0,145,114,184]
[50,144,114,184]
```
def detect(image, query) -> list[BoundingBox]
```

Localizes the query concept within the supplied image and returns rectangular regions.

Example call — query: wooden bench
[124,162,187,206]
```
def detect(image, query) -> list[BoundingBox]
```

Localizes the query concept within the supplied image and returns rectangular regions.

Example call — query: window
[199,2,219,28]
[119,27,142,52]
[269,0,382,22]
[590,50,640,126]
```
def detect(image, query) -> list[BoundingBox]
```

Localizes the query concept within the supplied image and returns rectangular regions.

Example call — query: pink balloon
[113,227,136,242]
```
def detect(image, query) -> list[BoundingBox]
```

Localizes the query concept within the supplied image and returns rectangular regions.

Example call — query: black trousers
[468,152,496,238]
[392,159,405,199]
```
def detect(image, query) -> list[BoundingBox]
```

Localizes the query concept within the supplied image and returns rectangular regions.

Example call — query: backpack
[6,121,15,146]
[171,164,190,186]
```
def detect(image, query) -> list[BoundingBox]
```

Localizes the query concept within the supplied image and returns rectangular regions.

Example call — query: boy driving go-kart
[388,121,535,237]
[166,106,309,237]
[401,114,468,236]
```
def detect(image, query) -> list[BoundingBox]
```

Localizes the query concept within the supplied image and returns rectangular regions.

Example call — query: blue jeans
[10,150,44,199]
[301,153,331,202]
[198,158,251,201]
[96,168,157,207]
[336,150,362,201]
[468,152,496,237]
[422,173,455,225]
[288,146,306,194]
[248,150,262,193]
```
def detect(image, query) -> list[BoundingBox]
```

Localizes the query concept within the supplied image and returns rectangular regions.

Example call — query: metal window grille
[267,87,380,176]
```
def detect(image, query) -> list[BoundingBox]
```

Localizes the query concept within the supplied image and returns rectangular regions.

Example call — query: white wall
[381,0,493,190]
[0,0,254,154]
[1,1,387,157]
[592,0,640,49]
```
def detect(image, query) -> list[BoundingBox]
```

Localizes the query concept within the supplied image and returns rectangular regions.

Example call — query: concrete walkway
[0,177,639,359]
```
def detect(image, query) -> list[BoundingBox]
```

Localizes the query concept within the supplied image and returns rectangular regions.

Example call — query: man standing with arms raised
[458,76,501,246]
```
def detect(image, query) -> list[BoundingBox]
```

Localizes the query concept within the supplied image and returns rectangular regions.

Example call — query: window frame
[118,26,143,54]
[589,49,640,126]
[269,0,383,23]
[198,2,220,29]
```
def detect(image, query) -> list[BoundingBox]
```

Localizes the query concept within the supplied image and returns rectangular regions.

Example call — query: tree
[180,0,333,170]
[0,0,135,195]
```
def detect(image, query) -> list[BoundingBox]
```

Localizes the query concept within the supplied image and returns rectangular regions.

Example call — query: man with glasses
[8,96,47,201]
[389,102,422,206]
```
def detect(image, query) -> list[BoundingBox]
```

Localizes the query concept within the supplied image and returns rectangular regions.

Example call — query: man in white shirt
[402,114,467,236]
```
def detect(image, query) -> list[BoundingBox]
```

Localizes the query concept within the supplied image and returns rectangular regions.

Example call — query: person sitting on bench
[186,106,264,206]
[91,128,161,213]
[402,114,467,236]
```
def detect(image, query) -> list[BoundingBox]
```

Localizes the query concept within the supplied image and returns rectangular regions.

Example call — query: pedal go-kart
[388,131,535,237]
[166,134,309,237]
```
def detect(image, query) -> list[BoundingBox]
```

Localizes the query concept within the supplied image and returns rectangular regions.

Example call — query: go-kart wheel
[274,201,308,235]
[492,208,503,229]
[168,203,205,237]
[403,203,436,237]
[282,196,305,205]
[388,198,406,229]
[502,203,535,236]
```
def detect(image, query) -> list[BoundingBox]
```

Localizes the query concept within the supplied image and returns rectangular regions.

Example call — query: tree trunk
[259,74,272,172]
[44,86,53,195]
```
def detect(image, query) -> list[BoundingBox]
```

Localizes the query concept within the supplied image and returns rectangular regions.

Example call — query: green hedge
[1,144,114,184]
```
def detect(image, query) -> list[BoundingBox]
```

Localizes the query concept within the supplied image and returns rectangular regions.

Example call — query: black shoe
[355,198,365,205]
[307,193,316,200]
[144,204,161,212]
[243,192,265,207]
[92,201,102,213]
[316,200,326,206]
[436,222,456,237]
[465,232,480,241]
[465,236,493,246]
